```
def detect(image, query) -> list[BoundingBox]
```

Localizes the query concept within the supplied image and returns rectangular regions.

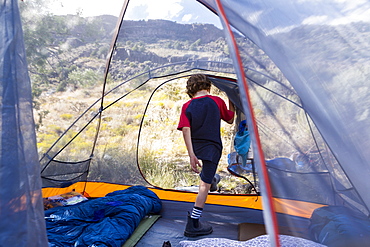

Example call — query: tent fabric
[0,0,48,246]
[41,159,91,188]
[136,199,314,246]
[42,181,328,219]
[45,186,161,247]
[2,0,370,246]
[39,0,369,244]
[199,0,370,211]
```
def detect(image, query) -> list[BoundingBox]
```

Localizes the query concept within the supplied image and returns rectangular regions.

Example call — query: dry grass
[36,72,318,194]
[36,75,257,194]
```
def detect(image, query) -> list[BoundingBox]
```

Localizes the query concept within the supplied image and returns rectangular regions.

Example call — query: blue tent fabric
[45,186,162,247]
[0,0,48,246]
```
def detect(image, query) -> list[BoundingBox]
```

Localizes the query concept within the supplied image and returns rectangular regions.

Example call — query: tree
[20,1,69,91]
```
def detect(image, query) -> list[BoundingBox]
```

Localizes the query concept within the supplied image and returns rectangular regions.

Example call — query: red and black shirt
[177,95,234,163]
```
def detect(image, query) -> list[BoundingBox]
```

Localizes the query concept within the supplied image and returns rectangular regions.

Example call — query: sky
[48,0,221,26]
[47,0,370,34]
[49,0,122,17]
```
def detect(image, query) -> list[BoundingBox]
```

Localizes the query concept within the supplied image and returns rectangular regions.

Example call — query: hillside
[118,19,225,43]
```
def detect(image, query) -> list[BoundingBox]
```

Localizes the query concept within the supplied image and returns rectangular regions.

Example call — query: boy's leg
[189,181,210,222]
[195,180,211,208]
[185,181,213,237]
[184,160,215,237]
[195,159,217,211]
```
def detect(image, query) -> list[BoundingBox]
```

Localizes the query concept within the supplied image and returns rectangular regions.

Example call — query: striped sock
[191,206,203,219]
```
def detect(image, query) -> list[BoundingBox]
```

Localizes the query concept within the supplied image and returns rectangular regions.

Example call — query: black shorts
[200,160,218,184]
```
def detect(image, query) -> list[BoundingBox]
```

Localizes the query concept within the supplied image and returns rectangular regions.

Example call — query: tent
[1,0,370,246]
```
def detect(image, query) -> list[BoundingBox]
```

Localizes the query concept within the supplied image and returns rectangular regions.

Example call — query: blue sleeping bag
[45,186,162,247]
[309,205,370,247]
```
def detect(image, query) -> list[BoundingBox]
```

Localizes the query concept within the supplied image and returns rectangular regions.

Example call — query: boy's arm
[182,127,201,173]
[226,99,235,124]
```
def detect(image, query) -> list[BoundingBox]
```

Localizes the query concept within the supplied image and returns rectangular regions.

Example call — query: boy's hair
[186,74,212,98]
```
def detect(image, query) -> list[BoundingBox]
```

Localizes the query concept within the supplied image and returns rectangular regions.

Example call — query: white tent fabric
[0,0,48,246]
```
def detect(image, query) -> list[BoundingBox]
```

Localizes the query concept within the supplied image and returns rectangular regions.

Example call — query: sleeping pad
[45,186,162,247]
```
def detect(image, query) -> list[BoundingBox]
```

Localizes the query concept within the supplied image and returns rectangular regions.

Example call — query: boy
[177,74,235,237]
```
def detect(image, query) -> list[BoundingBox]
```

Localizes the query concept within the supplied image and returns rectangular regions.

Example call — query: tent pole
[91,0,130,157]
[214,1,280,246]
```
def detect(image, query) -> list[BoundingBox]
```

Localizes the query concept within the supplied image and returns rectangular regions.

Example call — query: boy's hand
[189,154,201,173]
